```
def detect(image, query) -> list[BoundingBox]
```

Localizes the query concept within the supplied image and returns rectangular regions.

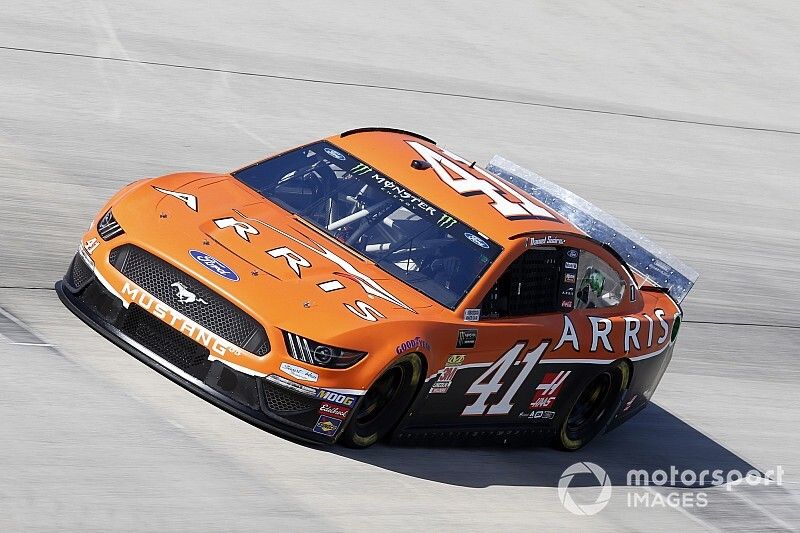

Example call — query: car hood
[123,173,438,339]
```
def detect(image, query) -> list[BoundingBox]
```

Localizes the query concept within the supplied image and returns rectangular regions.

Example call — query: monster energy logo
[351,163,373,175]
[437,214,457,229]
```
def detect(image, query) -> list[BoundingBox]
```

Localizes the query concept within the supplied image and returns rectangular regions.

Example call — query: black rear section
[57,251,353,444]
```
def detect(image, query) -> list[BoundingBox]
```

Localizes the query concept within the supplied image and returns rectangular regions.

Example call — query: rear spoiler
[486,156,698,303]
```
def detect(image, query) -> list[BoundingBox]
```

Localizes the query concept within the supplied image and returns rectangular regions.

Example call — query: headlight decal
[283,331,366,369]
[97,208,125,241]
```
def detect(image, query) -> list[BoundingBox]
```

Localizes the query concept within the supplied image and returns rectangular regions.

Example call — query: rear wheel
[556,360,630,451]
[339,353,422,448]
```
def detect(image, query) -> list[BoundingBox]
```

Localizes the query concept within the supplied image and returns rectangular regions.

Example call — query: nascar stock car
[56,127,698,449]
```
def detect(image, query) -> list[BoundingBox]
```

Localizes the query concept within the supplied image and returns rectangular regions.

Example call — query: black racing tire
[339,353,422,448]
[555,359,630,451]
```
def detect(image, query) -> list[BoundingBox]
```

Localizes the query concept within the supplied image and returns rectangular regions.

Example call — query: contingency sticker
[313,415,342,436]
[463,308,481,322]
[456,329,477,349]
[429,354,466,395]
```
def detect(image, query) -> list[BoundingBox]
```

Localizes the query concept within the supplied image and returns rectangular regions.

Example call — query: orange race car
[56,128,698,449]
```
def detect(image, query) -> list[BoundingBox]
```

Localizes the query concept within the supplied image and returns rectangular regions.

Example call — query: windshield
[233,142,502,308]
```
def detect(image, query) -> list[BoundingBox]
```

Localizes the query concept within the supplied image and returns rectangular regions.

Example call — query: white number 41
[462,341,549,416]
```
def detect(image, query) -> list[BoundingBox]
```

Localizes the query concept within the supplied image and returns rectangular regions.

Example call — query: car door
[403,239,573,429]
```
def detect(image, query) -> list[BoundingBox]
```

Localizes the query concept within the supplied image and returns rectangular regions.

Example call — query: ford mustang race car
[56,127,697,449]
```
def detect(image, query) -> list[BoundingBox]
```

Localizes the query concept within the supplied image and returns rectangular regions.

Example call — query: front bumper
[56,253,356,444]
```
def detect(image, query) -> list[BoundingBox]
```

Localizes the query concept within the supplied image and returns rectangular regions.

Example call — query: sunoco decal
[313,415,342,436]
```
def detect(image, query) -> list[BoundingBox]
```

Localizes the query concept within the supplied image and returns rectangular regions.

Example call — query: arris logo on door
[189,250,239,281]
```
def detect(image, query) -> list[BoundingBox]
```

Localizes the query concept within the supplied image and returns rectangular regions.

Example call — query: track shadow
[329,403,759,488]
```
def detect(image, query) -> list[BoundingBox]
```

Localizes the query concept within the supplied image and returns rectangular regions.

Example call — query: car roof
[327,129,584,246]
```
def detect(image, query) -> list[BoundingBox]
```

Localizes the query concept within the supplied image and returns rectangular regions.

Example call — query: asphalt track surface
[1,2,799,531]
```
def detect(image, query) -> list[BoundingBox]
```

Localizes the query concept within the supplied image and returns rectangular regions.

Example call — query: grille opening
[262,382,316,414]
[120,304,210,378]
[111,245,270,356]
[69,254,94,289]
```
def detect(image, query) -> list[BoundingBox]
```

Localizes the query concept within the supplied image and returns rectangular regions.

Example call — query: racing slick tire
[340,353,422,448]
[555,359,631,451]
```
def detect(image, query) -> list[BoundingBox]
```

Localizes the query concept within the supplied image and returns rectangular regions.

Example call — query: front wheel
[555,359,630,451]
[339,353,422,448]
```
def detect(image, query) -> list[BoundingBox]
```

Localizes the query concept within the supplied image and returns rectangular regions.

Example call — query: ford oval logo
[464,232,490,249]
[189,250,239,281]
[324,147,346,161]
